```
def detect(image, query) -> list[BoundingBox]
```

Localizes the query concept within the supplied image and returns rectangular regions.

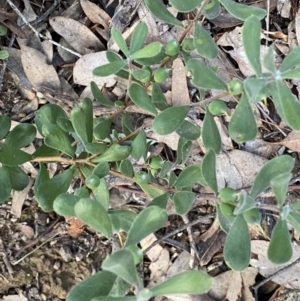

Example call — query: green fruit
[208,100,227,116]
[126,245,143,265]
[135,171,150,184]
[165,40,180,56]
[218,187,237,204]
[219,202,236,218]
[181,38,195,52]
[86,174,101,189]
[149,156,164,170]
[154,67,169,83]
[243,208,262,225]
[227,80,243,95]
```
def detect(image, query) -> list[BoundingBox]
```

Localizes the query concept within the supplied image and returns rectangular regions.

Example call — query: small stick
[0,251,14,277]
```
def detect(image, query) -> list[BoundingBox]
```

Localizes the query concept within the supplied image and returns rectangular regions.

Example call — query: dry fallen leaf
[273,131,300,152]
[49,16,104,55]
[18,223,35,239]
[20,45,61,92]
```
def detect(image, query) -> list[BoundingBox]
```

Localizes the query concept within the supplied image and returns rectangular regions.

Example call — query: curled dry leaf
[21,45,61,92]
[73,52,116,87]
[273,131,300,152]
[49,16,105,55]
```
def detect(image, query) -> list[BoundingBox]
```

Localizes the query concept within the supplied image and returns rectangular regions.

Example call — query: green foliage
[3,1,300,299]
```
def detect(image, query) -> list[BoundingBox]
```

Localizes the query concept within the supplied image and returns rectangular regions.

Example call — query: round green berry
[227,80,243,95]
[149,156,164,170]
[218,187,237,204]
[135,171,150,184]
[165,40,180,56]
[181,38,195,52]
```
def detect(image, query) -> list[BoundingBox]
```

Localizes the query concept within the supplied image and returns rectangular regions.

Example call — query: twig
[5,0,82,57]
[189,91,231,108]
[143,213,215,254]
[0,251,14,277]
[252,256,300,301]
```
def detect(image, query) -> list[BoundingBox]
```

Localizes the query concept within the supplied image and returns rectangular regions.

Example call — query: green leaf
[0,50,9,59]
[176,138,192,165]
[128,83,157,116]
[250,155,294,199]
[75,187,90,198]
[243,15,262,77]
[175,120,201,141]
[224,214,251,271]
[108,277,132,298]
[263,45,276,74]
[92,297,136,301]
[279,46,300,72]
[125,206,168,246]
[93,178,110,210]
[281,68,300,79]
[121,111,134,134]
[173,191,195,215]
[4,166,29,191]
[271,80,300,130]
[93,162,110,179]
[204,0,221,19]
[57,117,74,132]
[111,27,129,57]
[243,78,268,103]
[270,173,292,207]
[0,24,7,36]
[0,115,11,140]
[35,104,68,137]
[131,69,151,83]
[0,142,32,166]
[0,167,12,204]
[153,106,189,135]
[109,209,137,233]
[33,144,59,157]
[287,211,300,234]
[233,190,256,215]
[5,123,36,149]
[219,0,266,21]
[186,58,227,90]
[194,22,218,60]
[85,142,107,154]
[53,193,80,217]
[43,124,75,158]
[169,0,202,12]
[202,109,221,153]
[66,271,116,301]
[201,150,218,194]
[92,144,131,163]
[71,98,93,145]
[93,59,127,77]
[34,163,49,196]
[135,51,166,66]
[151,270,212,296]
[130,22,148,54]
[131,130,147,159]
[243,208,262,225]
[94,118,112,141]
[120,159,134,177]
[151,193,169,209]
[217,204,235,233]
[91,82,114,107]
[159,161,174,178]
[228,93,257,143]
[151,82,168,110]
[131,42,162,60]
[102,249,140,285]
[173,165,202,189]
[75,198,113,238]
[144,0,183,27]
[36,168,74,212]
[268,217,292,264]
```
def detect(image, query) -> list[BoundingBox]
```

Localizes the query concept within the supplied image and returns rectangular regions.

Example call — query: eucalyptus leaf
[131,130,147,159]
[270,173,292,207]
[111,27,130,57]
[128,83,157,116]
[242,15,261,77]
[169,0,202,12]
[4,165,29,191]
[125,206,168,246]
[131,42,162,60]
[173,165,202,189]
[250,155,294,199]
[93,60,127,77]
[0,167,12,204]
[228,93,257,143]
[279,46,300,72]
[202,109,221,153]
[43,124,75,158]
[92,144,131,163]
[91,81,114,107]
[0,115,11,140]
[176,120,201,141]
[144,0,183,28]
[36,168,74,212]
[268,217,292,264]
[75,198,113,238]
[0,142,32,166]
[150,270,212,296]
[53,193,80,217]
[194,22,218,60]
[153,106,189,135]
[224,214,251,271]
[186,58,227,90]
[102,249,140,285]
[130,22,148,54]
[219,0,266,21]
[201,149,218,194]
[66,271,116,301]
[173,191,195,215]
